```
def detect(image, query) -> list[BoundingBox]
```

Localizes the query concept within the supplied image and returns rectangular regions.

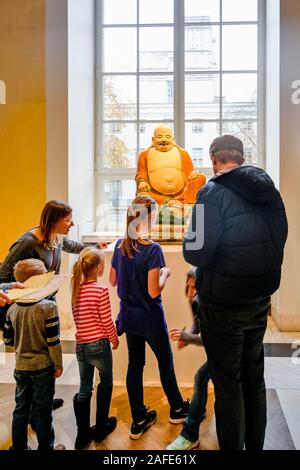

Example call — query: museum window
[192,147,204,168]
[96,0,265,230]
[192,123,204,134]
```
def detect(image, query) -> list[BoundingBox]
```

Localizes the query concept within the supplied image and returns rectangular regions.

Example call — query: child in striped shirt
[71,247,119,450]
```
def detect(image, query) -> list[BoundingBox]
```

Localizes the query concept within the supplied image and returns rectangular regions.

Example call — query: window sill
[81,232,184,253]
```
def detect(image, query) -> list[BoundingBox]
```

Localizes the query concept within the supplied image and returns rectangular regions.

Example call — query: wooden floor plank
[0,384,294,450]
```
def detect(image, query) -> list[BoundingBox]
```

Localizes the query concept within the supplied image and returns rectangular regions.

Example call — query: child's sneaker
[129,410,157,440]
[169,399,190,424]
[166,435,199,451]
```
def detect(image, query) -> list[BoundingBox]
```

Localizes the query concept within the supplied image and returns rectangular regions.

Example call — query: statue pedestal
[150,203,192,242]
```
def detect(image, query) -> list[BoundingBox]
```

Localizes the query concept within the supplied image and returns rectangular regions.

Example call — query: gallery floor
[1,317,300,451]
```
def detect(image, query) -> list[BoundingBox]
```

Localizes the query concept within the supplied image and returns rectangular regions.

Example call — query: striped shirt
[72,282,118,345]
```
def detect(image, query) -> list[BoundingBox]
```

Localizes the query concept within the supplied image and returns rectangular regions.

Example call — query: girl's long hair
[71,246,104,305]
[120,195,157,259]
[40,200,72,248]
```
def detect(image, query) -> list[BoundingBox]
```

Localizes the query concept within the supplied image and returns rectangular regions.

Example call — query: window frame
[95,0,266,194]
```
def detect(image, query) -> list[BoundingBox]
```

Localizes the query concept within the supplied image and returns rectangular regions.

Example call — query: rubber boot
[73,393,93,450]
[92,383,117,442]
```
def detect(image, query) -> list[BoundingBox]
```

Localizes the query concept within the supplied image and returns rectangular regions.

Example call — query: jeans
[76,338,113,401]
[12,365,55,450]
[126,330,183,422]
[181,361,210,442]
[201,304,268,450]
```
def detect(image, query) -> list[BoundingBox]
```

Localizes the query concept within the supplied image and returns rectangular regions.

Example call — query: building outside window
[192,147,204,168]
[96,0,264,230]
[192,123,204,133]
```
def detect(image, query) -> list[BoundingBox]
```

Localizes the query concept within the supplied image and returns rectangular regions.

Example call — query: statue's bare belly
[147,148,185,195]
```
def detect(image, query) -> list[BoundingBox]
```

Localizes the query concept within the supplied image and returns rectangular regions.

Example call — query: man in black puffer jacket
[183,135,288,450]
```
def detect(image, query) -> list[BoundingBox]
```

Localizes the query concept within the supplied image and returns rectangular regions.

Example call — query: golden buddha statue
[136,127,206,208]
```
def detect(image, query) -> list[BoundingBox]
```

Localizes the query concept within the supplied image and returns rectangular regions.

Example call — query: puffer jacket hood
[212,165,276,204]
[183,164,288,305]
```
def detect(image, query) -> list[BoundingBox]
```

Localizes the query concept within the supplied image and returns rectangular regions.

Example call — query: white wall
[68,0,95,238]
[46,0,96,328]
[273,0,300,330]
[46,0,95,227]
[266,0,280,315]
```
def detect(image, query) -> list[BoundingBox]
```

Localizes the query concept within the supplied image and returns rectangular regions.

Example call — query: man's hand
[10,282,25,289]
[0,291,12,307]
[112,339,119,350]
[54,368,63,379]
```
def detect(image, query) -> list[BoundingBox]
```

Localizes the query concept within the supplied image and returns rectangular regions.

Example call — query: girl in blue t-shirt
[110,195,189,440]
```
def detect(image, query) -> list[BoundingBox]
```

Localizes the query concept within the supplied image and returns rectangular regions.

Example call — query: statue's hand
[138,181,151,192]
[189,170,200,180]
[167,200,184,209]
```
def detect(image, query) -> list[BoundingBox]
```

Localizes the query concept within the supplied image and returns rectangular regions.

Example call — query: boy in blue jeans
[3,259,65,450]
[167,268,211,450]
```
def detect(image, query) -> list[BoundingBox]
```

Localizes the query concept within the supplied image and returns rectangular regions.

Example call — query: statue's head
[152,127,175,152]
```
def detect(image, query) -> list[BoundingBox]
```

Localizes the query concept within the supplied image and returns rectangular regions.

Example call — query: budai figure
[136,126,206,207]
[136,127,206,240]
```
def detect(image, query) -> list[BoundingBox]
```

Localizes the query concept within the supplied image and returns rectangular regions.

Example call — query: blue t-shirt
[111,239,167,336]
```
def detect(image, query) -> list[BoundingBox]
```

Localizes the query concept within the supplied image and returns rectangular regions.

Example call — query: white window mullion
[174,0,185,147]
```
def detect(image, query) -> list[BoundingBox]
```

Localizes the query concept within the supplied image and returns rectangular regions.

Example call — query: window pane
[139,27,173,72]
[96,178,136,231]
[222,0,257,22]
[140,75,174,120]
[139,122,174,151]
[103,0,137,24]
[185,25,219,71]
[185,122,219,167]
[185,74,220,120]
[103,76,136,120]
[222,73,257,119]
[222,26,257,70]
[139,0,173,24]
[103,28,136,72]
[221,121,257,165]
[185,0,220,23]
[103,123,137,168]
[191,148,204,167]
